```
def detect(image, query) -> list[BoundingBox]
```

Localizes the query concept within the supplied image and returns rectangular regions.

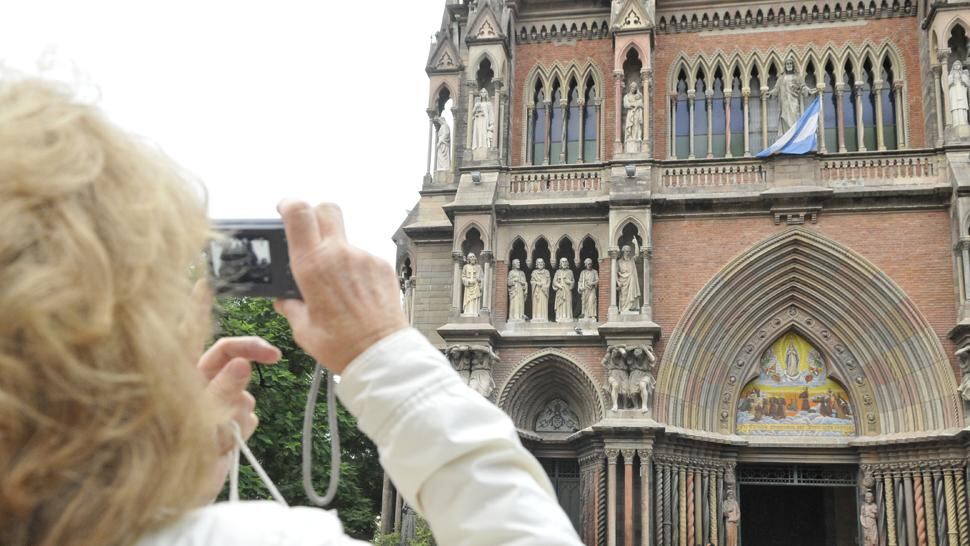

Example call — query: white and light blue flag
[756,96,821,158]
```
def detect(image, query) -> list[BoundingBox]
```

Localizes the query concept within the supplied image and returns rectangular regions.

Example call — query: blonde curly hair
[0,78,222,546]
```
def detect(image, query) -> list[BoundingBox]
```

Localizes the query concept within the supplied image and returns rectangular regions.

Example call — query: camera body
[207,219,300,299]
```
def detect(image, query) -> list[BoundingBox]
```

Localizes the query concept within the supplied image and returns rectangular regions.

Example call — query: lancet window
[668,45,907,158]
[525,64,602,165]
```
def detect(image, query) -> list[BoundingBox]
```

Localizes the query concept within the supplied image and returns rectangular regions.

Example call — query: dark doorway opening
[541,458,581,533]
[739,484,857,546]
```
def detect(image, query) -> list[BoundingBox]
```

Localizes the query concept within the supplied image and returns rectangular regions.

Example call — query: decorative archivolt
[667,41,906,92]
[497,349,606,432]
[507,233,601,261]
[655,228,961,435]
[657,0,913,34]
[524,61,605,105]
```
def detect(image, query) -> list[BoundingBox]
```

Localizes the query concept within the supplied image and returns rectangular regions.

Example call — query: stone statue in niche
[602,344,656,412]
[616,244,641,312]
[623,81,644,152]
[578,258,599,320]
[766,57,818,135]
[435,116,451,171]
[400,269,415,325]
[471,88,494,150]
[531,258,551,321]
[535,398,580,432]
[949,60,970,127]
[553,258,575,322]
[722,486,740,546]
[859,490,878,546]
[461,253,483,316]
[955,345,970,401]
[446,344,499,399]
[507,259,528,321]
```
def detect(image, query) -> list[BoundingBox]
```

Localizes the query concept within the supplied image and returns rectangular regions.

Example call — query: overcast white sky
[0,1,445,265]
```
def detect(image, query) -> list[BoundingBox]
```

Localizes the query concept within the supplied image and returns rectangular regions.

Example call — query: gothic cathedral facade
[392,0,970,544]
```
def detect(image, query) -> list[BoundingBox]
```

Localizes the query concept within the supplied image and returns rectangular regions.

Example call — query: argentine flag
[756,96,821,158]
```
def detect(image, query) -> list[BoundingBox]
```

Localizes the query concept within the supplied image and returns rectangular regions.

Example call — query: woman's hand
[198,336,282,446]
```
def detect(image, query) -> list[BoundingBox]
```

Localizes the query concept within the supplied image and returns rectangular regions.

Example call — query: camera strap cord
[228,362,341,507]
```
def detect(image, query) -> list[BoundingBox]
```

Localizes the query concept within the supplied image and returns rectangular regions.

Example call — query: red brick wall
[651,17,927,157]
[651,210,957,376]
[511,38,617,166]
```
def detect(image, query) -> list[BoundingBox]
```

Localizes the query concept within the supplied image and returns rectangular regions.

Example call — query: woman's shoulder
[136,501,363,546]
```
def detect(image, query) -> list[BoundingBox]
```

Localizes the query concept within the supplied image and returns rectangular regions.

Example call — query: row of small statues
[461,244,643,320]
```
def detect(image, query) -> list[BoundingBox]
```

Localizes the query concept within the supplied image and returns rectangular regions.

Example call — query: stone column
[643,69,652,156]
[894,81,906,149]
[395,491,403,532]
[688,90,696,159]
[425,108,436,181]
[915,473,928,546]
[933,64,945,146]
[904,470,917,546]
[670,96,678,158]
[615,71,625,155]
[885,473,899,546]
[817,83,827,153]
[836,83,848,152]
[664,463,674,546]
[466,81,478,151]
[526,105,535,164]
[655,461,665,546]
[639,450,651,546]
[923,469,938,546]
[623,449,635,546]
[953,466,970,544]
[687,470,695,546]
[641,247,652,316]
[693,469,703,545]
[481,250,493,313]
[609,248,620,315]
[725,89,733,158]
[855,82,866,152]
[381,474,394,534]
[944,467,959,546]
[607,449,620,546]
[960,239,970,304]
[580,452,604,546]
[705,89,714,158]
[875,80,886,151]
[679,465,688,546]
[760,85,769,148]
[939,49,953,128]
[578,97,586,164]
[559,94,569,164]
[544,100,553,165]
[494,80,506,161]
[708,469,718,546]
[742,88,751,156]
[451,251,464,313]
[594,98,603,161]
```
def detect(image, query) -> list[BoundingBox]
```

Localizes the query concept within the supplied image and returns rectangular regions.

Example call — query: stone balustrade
[660,161,766,188]
[509,168,602,194]
[819,152,939,184]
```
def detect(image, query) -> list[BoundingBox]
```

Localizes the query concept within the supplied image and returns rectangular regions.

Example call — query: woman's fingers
[198,336,280,380]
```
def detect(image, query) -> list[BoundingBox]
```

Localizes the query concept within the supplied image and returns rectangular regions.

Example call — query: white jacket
[137,329,584,545]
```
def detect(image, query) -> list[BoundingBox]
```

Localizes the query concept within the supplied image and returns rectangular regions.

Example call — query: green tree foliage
[215,297,383,539]
[372,516,436,546]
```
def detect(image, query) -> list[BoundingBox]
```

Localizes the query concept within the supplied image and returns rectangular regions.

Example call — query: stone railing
[819,152,939,184]
[509,168,603,194]
[660,161,767,188]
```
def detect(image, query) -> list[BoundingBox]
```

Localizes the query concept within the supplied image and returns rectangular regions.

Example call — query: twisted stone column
[886,474,898,546]
[664,464,673,546]
[915,474,927,546]
[655,463,665,546]
[679,466,687,546]
[599,455,608,546]
[944,469,959,546]
[922,470,938,546]
[687,471,695,546]
[709,469,718,545]
[955,469,969,545]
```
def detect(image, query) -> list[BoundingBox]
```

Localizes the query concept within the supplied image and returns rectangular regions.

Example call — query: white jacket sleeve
[336,328,583,546]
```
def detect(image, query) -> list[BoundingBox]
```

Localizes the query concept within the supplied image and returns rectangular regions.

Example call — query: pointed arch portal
[656,227,960,436]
